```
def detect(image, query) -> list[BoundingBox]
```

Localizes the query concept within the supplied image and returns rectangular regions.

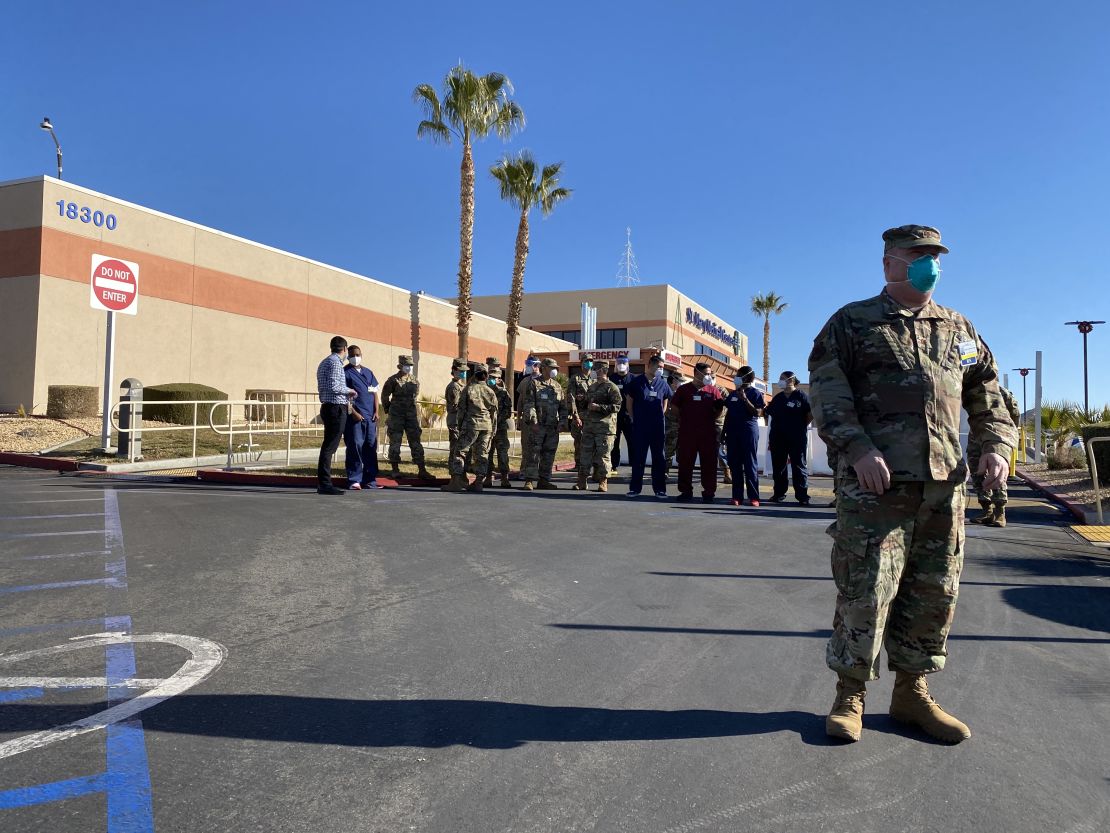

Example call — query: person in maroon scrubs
[670,361,726,503]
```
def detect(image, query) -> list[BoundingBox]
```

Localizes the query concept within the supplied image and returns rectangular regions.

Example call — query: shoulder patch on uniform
[958,339,978,367]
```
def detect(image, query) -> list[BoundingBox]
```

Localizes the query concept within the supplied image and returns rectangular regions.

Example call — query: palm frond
[416,119,451,144]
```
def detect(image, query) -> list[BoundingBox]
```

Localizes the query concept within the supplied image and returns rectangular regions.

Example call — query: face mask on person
[457,370,467,380]
[653,367,664,378]
[778,379,790,390]
[583,361,593,371]
[889,253,941,293]
[588,370,598,381]
[487,379,497,386]
[733,376,744,387]
[402,365,413,375]
[702,374,714,386]
[616,363,628,375]
[351,356,362,366]
[549,369,559,380]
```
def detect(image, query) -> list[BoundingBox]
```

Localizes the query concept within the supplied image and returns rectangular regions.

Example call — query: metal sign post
[100,310,116,452]
[90,254,140,453]
[1034,351,1043,464]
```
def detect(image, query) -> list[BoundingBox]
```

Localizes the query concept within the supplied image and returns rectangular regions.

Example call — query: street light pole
[1012,368,1032,423]
[39,117,62,180]
[1064,321,1105,414]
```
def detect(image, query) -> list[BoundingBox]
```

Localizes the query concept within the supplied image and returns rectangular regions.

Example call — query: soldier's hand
[588,403,600,412]
[853,451,892,495]
[978,452,1009,491]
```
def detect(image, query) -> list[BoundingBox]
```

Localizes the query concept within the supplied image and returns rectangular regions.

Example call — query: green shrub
[1079,422,1110,486]
[1047,447,1084,471]
[144,383,228,425]
[47,385,98,418]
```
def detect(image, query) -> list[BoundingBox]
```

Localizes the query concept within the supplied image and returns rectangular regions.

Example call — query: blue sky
[3,1,1108,408]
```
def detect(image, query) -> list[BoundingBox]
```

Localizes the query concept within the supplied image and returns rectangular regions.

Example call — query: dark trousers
[677,430,718,498]
[611,415,632,471]
[629,422,667,494]
[344,416,379,485]
[726,427,760,501]
[317,404,347,487]
[770,434,809,500]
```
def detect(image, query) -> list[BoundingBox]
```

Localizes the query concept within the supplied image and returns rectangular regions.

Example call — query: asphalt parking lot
[1,464,1108,833]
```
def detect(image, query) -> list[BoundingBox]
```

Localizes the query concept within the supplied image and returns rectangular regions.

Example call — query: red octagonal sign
[90,254,139,315]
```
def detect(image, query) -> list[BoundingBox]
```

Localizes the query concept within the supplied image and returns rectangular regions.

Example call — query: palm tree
[750,291,788,384]
[414,66,525,359]
[490,151,572,383]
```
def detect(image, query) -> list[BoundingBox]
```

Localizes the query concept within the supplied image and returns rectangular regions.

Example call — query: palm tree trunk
[457,135,475,359]
[504,207,531,385]
[762,317,771,383]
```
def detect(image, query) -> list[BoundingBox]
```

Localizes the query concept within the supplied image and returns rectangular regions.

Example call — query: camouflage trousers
[967,443,1007,508]
[486,425,511,475]
[827,478,966,682]
[665,422,680,464]
[827,445,841,496]
[524,424,560,483]
[519,422,534,475]
[570,420,582,466]
[387,411,425,465]
[579,427,615,480]
[451,426,491,477]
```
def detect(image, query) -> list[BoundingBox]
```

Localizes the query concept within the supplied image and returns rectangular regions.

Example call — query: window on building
[694,341,731,364]
[597,328,627,349]
[541,329,581,344]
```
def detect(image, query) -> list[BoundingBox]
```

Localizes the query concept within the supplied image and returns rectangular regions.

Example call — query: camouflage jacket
[522,378,568,428]
[444,379,466,430]
[808,291,1017,482]
[1000,387,1021,425]
[566,373,591,419]
[459,382,499,431]
[381,372,420,416]
[582,379,623,434]
[493,384,513,430]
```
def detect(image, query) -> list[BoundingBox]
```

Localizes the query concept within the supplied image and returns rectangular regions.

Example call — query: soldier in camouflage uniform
[516,357,540,476]
[484,367,513,488]
[441,358,468,491]
[445,363,499,493]
[381,354,434,481]
[809,224,1016,745]
[566,353,595,471]
[825,443,841,508]
[664,369,685,472]
[968,385,1021,527]
[521,357,568,490]
[574,359,623,492]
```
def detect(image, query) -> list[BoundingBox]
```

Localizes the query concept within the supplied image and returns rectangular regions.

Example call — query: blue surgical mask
[459,371,467,380]
[891,253,940,293]
[583,361,593,370]
[487,379,496,386]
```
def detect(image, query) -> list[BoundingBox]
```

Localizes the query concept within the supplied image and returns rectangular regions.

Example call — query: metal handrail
[1086,435,1110,525]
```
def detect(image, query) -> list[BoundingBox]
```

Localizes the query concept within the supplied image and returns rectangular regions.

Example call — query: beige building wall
[1,177,572,414]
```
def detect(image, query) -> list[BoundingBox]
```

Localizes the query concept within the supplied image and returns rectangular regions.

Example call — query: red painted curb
[0,452,79,472]
[1015,468,1090,524]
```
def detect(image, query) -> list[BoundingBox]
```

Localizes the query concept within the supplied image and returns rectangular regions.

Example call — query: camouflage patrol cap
[882,224,950,254]
[541,357,559,369]
[485,356,502,368]
[581,352,596,362]
[594,359,610,371]
[471,363,489,377]
[450,358,467,371]
[398,354,414,365]
[489,367,503,378]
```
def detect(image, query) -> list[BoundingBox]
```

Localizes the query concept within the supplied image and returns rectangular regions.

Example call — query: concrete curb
[1015,468,1090,524]
[196,469,447,489]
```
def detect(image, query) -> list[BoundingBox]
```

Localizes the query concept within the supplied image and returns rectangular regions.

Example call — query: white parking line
[0,513,106,521]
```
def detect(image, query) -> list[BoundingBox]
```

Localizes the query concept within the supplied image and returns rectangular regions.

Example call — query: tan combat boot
[500,473,511,489]
[722,465,733,484]
[466,477,484,493]
[573,472,588,491]
[971,502,994,524]
[597,478,608,493]
[826,675,866,742]
[444,474,467,493]
[987,506,1006,528]
[889,671,971,743]
[522,480,535,491]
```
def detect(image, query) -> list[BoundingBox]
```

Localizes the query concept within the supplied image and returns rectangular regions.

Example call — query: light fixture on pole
[39,117,63,180]
[1064,320,1105,414]
[1011,367,1032,424]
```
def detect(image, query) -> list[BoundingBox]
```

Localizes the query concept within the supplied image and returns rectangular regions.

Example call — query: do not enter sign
[90,254,139,315]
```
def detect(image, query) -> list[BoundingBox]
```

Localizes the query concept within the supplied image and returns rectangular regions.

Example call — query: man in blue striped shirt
[316,335,356,495]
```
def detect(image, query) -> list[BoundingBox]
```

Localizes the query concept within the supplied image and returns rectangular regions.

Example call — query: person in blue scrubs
[721,365,765,506]
[624,353,672,498]
[343,345,380,490]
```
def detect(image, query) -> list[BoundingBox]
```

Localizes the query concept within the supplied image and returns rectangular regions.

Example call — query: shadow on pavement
[1001,586,1110,634]
[0,697,840,749]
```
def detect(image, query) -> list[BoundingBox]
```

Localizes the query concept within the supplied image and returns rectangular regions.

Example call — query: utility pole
[1064,320,1104,413]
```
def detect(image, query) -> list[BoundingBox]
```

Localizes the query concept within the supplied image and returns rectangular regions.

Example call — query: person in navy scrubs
[764,370,813,505]
[721,365,765,506]
[343,345,380,490]
[624,353,672,498]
